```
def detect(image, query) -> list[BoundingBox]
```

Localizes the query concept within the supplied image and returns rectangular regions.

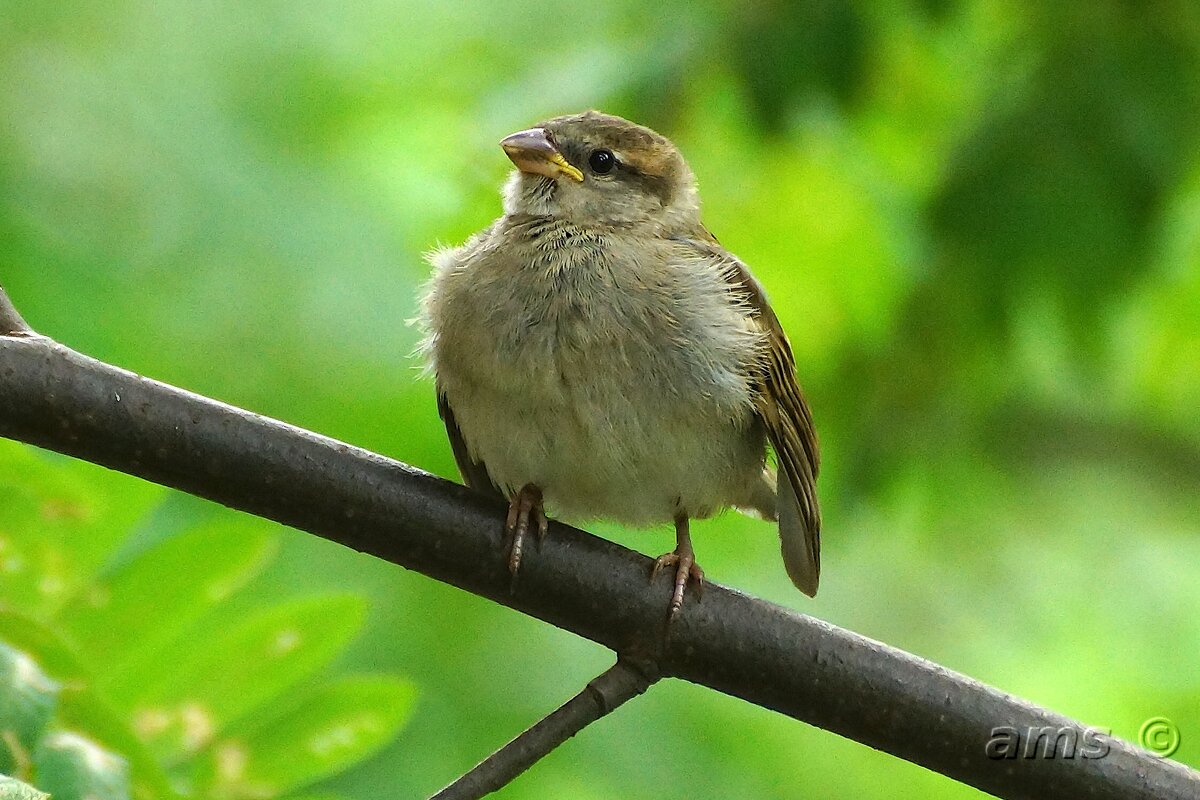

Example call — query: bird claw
[505,483,546,578]
[650,548,705,622]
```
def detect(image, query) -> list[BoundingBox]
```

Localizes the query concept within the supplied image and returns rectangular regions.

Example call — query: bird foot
[650,546,705,623]
[505,483,547,577]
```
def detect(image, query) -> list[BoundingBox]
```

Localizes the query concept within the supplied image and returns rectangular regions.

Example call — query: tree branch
[0,287,1197,799]
[433,658,659,799]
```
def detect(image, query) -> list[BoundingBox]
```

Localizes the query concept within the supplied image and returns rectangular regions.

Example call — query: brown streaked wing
[680,232,821,582]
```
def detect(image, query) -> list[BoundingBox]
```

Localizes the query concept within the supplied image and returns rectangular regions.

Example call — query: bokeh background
[2,1,1199,798]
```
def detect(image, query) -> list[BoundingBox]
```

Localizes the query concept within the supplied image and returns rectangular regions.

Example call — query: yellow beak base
[500,128,584,182]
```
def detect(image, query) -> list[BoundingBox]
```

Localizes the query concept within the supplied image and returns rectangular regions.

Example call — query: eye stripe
[618,161,673,205]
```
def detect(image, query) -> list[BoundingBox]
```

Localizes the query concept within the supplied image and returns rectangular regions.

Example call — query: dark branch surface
[1,323,1198,799]
[433,659,658,799]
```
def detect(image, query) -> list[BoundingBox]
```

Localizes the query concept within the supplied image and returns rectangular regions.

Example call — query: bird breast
[424,217,768,523]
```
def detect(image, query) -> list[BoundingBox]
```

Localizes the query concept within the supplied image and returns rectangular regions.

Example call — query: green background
[2,1,1198,797]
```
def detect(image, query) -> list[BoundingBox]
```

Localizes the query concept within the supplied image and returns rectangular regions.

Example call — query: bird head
[499,111,700,229]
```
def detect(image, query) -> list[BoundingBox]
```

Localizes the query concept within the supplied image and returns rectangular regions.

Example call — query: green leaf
[201,676,416,797]
[0,611,90,684]
[0,441,162,617]
[129,595,367,760]
[0,618,182,800]
[54,517,277,687]
[33,731,130,800]
[0,774,50,800]
[55,688,185,800]
[0,643,59,777]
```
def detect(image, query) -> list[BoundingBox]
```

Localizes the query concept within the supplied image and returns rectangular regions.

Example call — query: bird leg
[651,515,705,622]
[505,483,547,576]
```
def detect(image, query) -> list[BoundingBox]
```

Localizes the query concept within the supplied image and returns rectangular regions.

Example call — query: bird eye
[588,149,616,175]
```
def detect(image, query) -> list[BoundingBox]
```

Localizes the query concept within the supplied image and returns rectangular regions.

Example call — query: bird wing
[680,232,822,595]
[437,389,504,500]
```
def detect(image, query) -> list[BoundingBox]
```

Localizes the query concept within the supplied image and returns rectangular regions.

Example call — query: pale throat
[501,172,555,217]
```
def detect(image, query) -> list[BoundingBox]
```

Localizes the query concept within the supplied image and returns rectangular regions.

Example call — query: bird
[420,110,820,621]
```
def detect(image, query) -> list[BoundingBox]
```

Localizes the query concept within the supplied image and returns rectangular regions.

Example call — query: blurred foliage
[1,0,1198,798]
[0,443,415,800]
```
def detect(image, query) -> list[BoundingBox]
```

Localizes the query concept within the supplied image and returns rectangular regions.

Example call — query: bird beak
[500,128,584,183]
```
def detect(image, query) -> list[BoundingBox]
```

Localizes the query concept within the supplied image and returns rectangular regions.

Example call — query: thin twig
[0,286,1197,800]
[0,284,34,336]
[433,659,659,800]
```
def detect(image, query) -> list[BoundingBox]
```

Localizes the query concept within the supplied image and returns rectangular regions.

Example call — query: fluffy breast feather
[424,218,764,413]
[419,217,770,522]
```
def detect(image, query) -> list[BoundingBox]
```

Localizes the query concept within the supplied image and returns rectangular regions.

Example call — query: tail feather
[778,471,819,596]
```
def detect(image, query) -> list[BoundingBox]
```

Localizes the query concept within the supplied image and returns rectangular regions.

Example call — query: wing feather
[681,232,821,594]
[437,389,504,500]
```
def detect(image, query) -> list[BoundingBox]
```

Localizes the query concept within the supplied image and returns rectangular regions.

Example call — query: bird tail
[777,469,819,597]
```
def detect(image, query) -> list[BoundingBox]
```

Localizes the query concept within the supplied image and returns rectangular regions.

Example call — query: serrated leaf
[33,731,130,800]
[0,643,59,777]
[129,595,367,760]
[0,440,162,617]
[0,774,50,800]
[54,517,277,685]
[201,676,416,797]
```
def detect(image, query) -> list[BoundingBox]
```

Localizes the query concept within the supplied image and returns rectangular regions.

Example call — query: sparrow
[420,111,820,620]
